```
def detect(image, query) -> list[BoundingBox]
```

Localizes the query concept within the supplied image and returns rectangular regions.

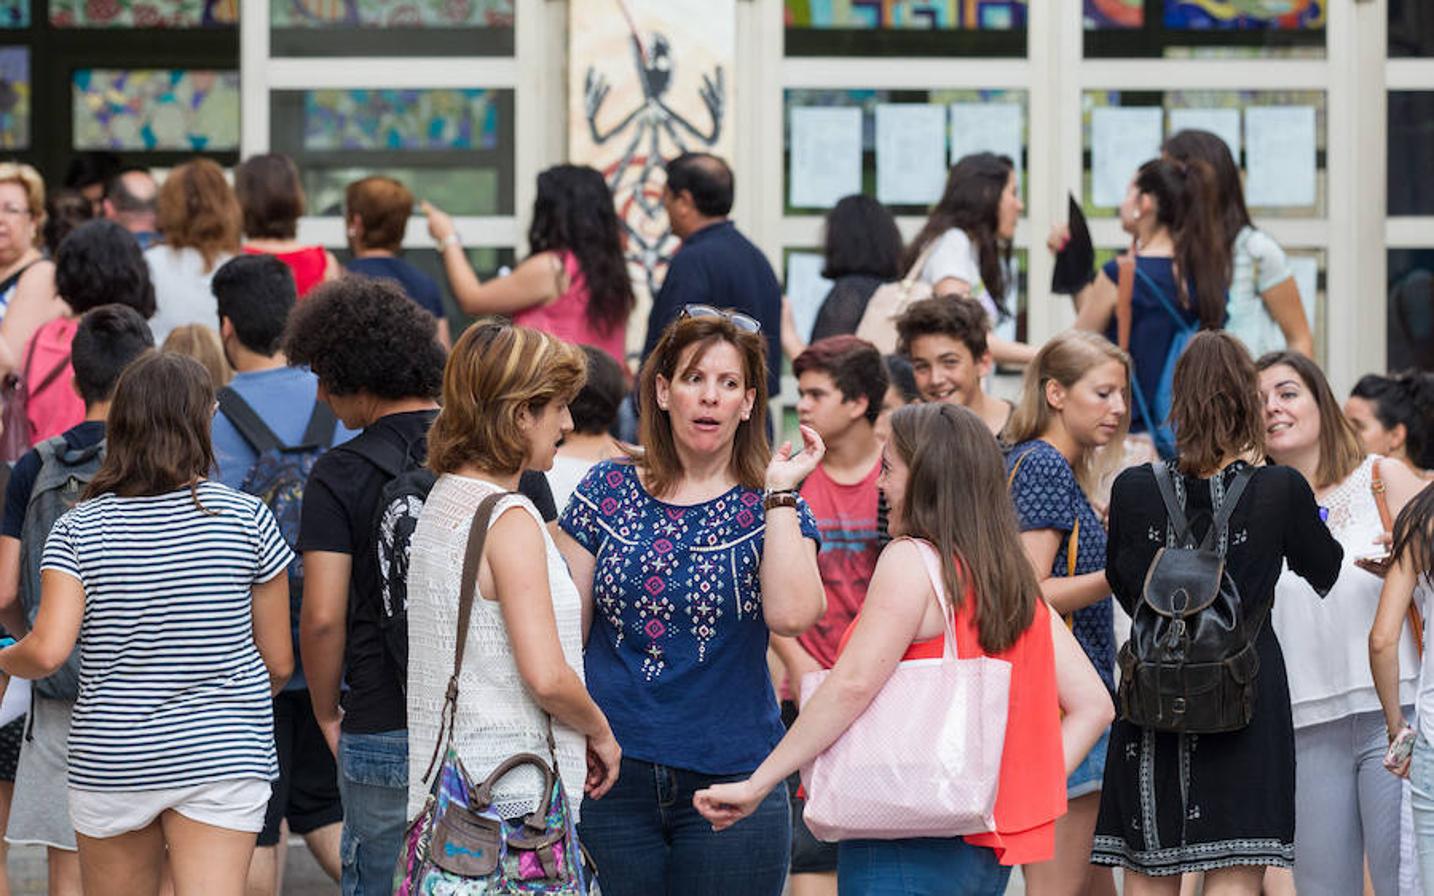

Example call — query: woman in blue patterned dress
[555,309,826,896]
[1003,330,1131,896]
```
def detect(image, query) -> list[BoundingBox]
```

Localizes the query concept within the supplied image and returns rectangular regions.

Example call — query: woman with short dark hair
[556,312,826,896]
[1092,331,1342,894]
[808,195,903,343]
[343,176,450,349]
[236,154,340,297]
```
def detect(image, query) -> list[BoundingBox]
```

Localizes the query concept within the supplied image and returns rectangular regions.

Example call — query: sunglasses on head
[679,304,762,334]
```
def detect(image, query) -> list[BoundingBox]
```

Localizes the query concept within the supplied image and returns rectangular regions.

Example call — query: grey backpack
[19,435,105,700]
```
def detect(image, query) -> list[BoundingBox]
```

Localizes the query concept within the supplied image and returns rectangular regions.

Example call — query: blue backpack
[217,387,338,690]
[1116,255,1199,459]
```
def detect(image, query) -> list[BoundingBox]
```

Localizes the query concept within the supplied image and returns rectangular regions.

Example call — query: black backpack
[1116,462,1260,734]
[217,388,338,684]
[337,433,435,693]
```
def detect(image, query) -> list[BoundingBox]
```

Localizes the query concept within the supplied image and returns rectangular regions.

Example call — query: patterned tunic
[560,460,820,775]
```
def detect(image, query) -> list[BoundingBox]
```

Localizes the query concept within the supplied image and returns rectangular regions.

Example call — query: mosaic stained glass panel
[0,47,27,149]
[72,69,239,151]
[302,89,500,151]
[271,0,510,28]
[50,0,235,27]
[785,0,1025,30]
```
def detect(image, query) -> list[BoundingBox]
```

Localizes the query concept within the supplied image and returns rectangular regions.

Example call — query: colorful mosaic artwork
[271,0,511,28]
[1165,0,1324,29]
[1084,0,1142,29]
[0,1,28,28]
[50,0,234,26]
[0,47,27,149]
[785,0,1026,29]
[72,70,239,151]
[302,89,500,151]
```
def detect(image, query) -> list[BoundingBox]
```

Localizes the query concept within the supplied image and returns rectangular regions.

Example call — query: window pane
[784,0,1026,57]
[1389,249,1434,372]
[271,88,514,217]
[51,0,236,27]
[270,0,511,55]
[0,47,27,149]
[1081,89,1327,218]
[73,70,239,151]
[1084,0,1325,58]
[783,88,1028,216]
[1390,0,1434,57]
[1389,92,1434,215]
[0,0,27,28]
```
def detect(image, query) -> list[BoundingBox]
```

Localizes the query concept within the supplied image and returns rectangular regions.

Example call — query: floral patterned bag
[393,493,595,895]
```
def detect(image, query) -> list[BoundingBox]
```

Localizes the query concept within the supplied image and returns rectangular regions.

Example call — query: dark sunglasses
[679,304,762,334]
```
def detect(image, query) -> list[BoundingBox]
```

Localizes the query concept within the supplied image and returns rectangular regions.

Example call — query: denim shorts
[1068,727,1110,799]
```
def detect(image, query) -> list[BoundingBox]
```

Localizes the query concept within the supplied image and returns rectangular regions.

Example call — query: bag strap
[299,399,339,450]
[909,538,965,660]
[422,491,515,784]
[217,387,284,453]
[1115,249,1135,351]
[1199,464,1255,553]
[337,431,411,479]
[1132,266,1199,334]
[902,238,942,288]
[1151,460,1195,547]
[1372,459,1425,655]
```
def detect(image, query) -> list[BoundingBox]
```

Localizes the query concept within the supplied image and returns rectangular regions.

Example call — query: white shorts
[69,778,272,840]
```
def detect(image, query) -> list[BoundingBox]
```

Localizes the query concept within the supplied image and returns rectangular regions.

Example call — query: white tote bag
[798,539,1011,842]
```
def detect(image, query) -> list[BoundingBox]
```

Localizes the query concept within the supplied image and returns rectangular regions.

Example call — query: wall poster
[569,0,735,354]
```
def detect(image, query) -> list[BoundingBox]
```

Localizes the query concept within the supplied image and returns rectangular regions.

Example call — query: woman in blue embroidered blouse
[557,311,826,896]
[1002,330,1131,896]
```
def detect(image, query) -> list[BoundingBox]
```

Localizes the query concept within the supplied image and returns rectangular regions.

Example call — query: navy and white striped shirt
[41,481,292,791]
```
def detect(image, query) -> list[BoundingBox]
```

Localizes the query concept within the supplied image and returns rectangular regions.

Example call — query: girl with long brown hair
[694,402,1112,894]
[1092,332,1342,894]
[1064,157,1230,457]
[1258,350,1427,895]
[0,352,293,896]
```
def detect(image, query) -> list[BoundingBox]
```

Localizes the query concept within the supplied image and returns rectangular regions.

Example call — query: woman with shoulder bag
[1092,332,1342,894]
[1257,350,1427,896]
[1004,330,1131,896]
[694,402,1114,895]
[403,322,620,875]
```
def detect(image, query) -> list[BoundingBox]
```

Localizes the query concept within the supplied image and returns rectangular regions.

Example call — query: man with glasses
[644,153,783,400]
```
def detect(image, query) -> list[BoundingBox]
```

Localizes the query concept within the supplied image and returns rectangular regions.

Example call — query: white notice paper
[789,106,863,209]
[1288,255,1319,338]
[786,252,833,344]
[875,104,947,205]
[1090,106,1162,208]
[950,103,1023,180]
[1244,106,1316,207]
[1168,108,1241,160]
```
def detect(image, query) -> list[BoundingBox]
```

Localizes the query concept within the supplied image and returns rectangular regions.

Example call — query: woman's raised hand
[693,779,765,832]
[421,200,456,244]
[765,424,826,492]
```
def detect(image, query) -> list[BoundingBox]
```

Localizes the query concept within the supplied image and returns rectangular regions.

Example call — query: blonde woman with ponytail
[1002,330,1130,896]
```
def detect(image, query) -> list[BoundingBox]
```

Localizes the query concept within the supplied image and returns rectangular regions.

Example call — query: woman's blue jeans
[577,756,790,896]
[838,836,1011,896]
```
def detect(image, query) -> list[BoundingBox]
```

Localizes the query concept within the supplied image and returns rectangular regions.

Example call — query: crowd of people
[0,133,1420,896]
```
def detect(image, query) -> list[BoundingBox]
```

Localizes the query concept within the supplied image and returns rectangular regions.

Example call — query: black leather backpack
[1117,462,1261,734]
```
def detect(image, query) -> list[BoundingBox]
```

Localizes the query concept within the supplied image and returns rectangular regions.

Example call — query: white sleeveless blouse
[405,474,587,821]
[1272,455,1420,729]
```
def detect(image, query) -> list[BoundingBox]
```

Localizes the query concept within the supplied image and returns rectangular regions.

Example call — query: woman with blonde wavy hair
[1002,330,1130,896]
[404,321,621,828]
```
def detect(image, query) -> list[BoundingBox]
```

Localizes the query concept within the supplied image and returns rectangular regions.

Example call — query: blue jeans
[838,837,1011,895]
[336,729,408,896]
[578,756,790,896]
[1409,731,1434,894]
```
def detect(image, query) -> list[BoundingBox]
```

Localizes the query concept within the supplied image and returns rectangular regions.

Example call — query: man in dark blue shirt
[643,153,783,397]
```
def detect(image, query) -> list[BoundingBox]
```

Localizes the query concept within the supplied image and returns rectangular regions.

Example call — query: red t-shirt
[797,458,883,669]
[244,245,328,297]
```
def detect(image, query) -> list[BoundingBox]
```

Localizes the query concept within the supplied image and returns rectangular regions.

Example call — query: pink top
[512,251,626,363]
[23,317,83,446]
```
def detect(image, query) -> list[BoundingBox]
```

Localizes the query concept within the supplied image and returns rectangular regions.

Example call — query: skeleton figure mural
[577,0,729,299]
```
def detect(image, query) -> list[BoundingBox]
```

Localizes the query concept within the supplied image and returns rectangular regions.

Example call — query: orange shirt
[835,564,1065,865]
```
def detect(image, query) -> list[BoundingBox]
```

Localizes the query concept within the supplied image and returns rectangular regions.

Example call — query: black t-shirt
[345,257,446,322]
[296,408,556,733]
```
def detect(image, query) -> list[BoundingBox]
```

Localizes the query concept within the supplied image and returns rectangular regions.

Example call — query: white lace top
[1272,455,1420,729]
[405,474,587,821]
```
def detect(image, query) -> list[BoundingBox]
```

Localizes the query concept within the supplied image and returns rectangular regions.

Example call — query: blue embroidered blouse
[560,459,820,774]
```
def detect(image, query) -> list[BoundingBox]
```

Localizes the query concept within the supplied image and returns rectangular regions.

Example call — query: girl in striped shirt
[0,351,294,896]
